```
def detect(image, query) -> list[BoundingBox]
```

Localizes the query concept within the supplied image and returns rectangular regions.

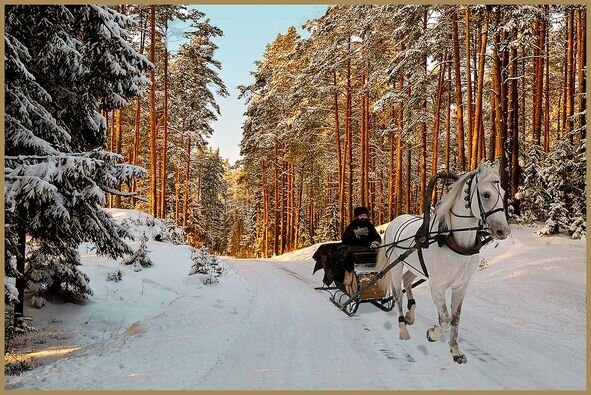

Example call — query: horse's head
[470,160,511,240]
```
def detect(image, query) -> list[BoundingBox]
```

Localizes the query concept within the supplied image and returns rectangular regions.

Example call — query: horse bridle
[451,172,505,225]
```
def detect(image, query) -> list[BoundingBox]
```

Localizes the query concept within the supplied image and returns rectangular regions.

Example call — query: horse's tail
[376,224,393,296]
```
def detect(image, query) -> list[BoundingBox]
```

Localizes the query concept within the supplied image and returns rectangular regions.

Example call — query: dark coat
[342,218,381,247]
[312,242,343,286]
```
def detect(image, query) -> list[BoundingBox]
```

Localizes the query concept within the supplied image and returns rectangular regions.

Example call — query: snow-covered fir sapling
[122,233,152,272]
[189,247,222,284]
[106,270,123,282]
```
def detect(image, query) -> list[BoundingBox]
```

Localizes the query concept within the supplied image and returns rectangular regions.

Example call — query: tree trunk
[182,137,191,228]
[262,160,269,257]
[388,130,395,220]
[359,61,366,207]
[132,9,146,195]
[509,32,520,215]
[465,6,473,166]
[566,9,574,139]
[576,8,586,143]
[470,8,488,169]
[347,41,353,224]
[333,70,343,233]
[432,52,447,179]
[451,9,466,170]
[160,22,169,219]
[544,5,551,152]
[149,5,158,217]
[534,14,545,145]
[445,62,451,172]
[418,10,428,214]
[273,140,279,256]
[405,141,411,214]
[113,108,122,207]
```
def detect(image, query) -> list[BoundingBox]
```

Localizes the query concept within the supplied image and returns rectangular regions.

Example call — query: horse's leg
[391,264,410,340]
[426,285,451,342]
[402,270,417,325]
[449,285,469,364]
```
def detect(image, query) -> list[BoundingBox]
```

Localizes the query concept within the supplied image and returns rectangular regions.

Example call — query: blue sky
[168,5,328,164]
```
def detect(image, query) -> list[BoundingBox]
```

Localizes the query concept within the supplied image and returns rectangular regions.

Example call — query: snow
[5,209,586,390]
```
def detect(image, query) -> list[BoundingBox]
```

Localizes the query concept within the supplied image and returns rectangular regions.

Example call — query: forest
[3,4,587,326]
[237,5,587,257]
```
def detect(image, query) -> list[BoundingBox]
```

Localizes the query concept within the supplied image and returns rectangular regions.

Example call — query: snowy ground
[4,209,587,390]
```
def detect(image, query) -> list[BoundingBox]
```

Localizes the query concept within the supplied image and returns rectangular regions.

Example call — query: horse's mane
[434,170,477,231]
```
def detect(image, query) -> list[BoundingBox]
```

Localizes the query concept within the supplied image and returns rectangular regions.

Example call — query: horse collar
[446,232,483,256]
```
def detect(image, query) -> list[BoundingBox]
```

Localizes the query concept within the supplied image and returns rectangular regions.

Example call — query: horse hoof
[404,313,415,326]
[399,324,411,340]
[426,327,442,342]
[399,332,411,341]
[453,355,468,364]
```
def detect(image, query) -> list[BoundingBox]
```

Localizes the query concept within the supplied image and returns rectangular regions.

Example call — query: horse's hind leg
[449,285,469,364]
[402,270,417,325]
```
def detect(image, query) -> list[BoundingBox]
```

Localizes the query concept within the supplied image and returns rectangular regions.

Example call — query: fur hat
[354,206,369,217]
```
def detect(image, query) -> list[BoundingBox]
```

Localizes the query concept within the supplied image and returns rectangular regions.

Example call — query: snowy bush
[106,270,123,282]
[189,247,223,284]
[4,312,36,376]
[518,140,586,239]
[123,214,185,245]
[122,233,152,271]
[26,244,93,305]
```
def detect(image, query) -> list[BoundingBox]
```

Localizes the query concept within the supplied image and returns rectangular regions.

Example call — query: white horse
[376,160,511,364]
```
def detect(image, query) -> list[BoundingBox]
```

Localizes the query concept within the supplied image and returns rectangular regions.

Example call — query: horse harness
[384,171,497,279]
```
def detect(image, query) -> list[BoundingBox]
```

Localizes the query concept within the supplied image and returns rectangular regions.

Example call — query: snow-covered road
[5,217,586,391]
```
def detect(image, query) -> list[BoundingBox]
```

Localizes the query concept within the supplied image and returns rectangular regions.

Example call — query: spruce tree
[4,5,151,317]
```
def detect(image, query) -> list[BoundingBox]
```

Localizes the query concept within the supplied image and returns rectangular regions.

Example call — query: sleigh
[312,172,461,316]
[313,244,394,316]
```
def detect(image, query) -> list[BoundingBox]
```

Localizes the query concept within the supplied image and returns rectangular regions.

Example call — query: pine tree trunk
[273,141,279,256]
[465,7,473,166]
[113,108,122,207]
[262,160,269,257]
[132,9,146,195]
[333,70,343,232]
[405,141,411,214]
[347,45,353,224]
[534,14,545,145]
[388,131,395,220]
[566,10,574,138]
[360,67,366,207]
[294,171,303,250]
[432,52,447,180]
[509,32,520,215]
[445,63,451,172]
[470,8,488,169]
[175,134,184,225]
[182,137,191,228]
[419,10,427,213]
[149,5,158,217]
[576,8,586,143]
[395,134,403,217]
[451,9,466,170]
[544,6,551,152]
[279,157,287,255]
[160,24,169,219]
